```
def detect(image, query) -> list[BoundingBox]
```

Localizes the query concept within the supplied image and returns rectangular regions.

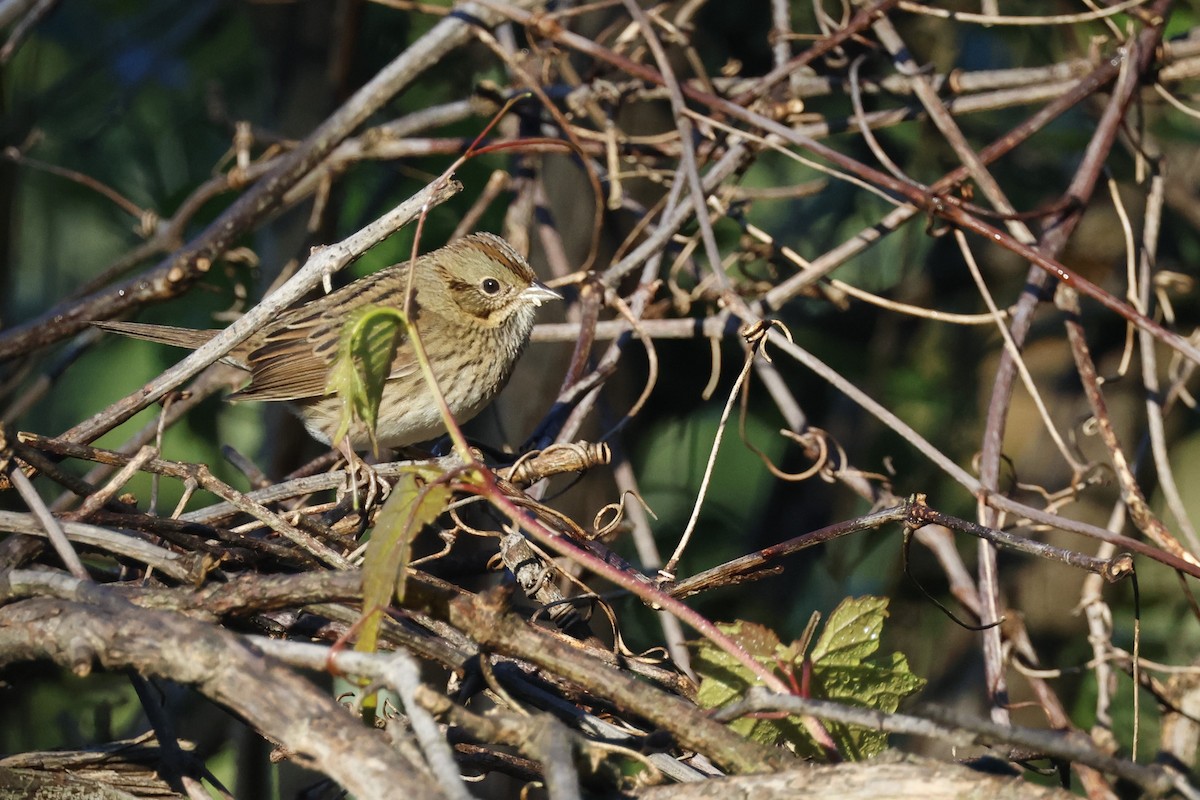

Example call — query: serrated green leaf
[809,595,887,665]
[692,621,782,674]
[324,305,408,455]
[357,465,449,659]
[806,597,926,759]
[691,621,792,744]
[690,597,925,761]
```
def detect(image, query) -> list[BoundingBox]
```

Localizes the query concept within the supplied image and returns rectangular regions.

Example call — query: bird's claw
[337,440,391,511]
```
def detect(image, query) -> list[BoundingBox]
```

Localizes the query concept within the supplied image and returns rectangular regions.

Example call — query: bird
[96,233,560,451]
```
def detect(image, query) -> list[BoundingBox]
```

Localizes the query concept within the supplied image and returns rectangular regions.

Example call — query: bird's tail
[93,320,258,372]
[93,320,219,351]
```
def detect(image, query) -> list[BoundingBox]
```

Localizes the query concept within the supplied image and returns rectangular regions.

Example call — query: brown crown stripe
[462,233,533,280]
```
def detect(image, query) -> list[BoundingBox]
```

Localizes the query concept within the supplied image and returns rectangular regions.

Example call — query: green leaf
[807,596,925,759]
[809,594,887,665]
[357,465,449,654]
[355,466,450,714]
[691,621,791,745]
[324,305,408,455]
[691,596,925,760]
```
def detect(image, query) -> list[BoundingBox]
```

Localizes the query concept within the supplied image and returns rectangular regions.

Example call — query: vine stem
[462,468,841,757]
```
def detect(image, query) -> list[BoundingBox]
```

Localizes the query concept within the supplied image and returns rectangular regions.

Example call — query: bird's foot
[336,439,391,511]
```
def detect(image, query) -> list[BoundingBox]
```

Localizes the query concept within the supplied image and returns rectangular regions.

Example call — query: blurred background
[3,0,1200,794]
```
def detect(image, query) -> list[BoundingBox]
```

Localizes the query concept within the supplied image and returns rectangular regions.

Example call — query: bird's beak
[522,282,562,307]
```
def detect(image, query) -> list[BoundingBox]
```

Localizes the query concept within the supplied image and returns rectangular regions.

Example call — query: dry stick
[739,348,978,610]
[3,149,149,224]
[529,177,576,281]
[906,502,1134,582]
[533,716,583,800]
[18,433,352,569]
[768,0,796,96]
[1080,504,1125,761]
[446,586,796,775]
[4,467,88,579]
[0,0,59,63]
[0,510,201,581]
[661,331,759,579]
[0,0,545,360]
[1137,171,1200,551]
[670,500,1131,599]
[555,279,604,403]
[867,7,1048,723]
[0,572,441,800]
[533,317,731,341]
[713,691,1195,800]
[1058,289,1195,568]
[974,4,1167,728]
[989,493,1200,578]
[493,0,1200,369]
[671,506,910,598]
[762,53,1125,308]
[67,445,159,522]
[375,652,472,800]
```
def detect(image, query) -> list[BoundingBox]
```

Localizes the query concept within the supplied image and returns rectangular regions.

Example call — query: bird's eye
[481,278,502,295]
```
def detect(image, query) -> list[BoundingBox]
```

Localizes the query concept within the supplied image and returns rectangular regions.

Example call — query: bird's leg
[336,438,390,511]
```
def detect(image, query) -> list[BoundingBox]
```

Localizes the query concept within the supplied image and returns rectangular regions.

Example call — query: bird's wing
[232,284,421,403]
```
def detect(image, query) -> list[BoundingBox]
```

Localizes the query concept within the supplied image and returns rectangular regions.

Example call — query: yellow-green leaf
[355,466,450,720]
[357,465,450,659]
[690,596,925,760]
[808,596,924,759]
[324,305,408,455]
[809,595,887,665]
[691,621,788,744]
